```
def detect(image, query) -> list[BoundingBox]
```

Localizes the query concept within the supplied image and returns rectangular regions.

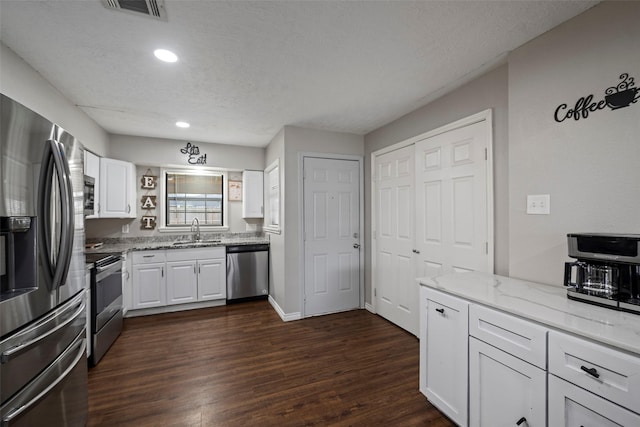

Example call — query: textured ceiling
[0,1,598,147]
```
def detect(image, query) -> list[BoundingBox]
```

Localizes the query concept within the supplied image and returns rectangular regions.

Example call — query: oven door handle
[0,298,85,364]
[1,334,86,426]
[95,258,123,273]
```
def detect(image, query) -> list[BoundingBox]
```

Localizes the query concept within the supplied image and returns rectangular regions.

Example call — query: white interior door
[374,145,418,335]
[415,120,491,277]
[303,157,360,316]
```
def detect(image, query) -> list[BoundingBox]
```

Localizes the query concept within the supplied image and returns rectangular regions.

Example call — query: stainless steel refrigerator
[1,94,88,426]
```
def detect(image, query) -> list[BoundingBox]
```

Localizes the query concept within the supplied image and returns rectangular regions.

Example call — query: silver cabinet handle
[143,255,154,258]
[161,267,164,277]
[194,265,197,274]
[127,204,131,213]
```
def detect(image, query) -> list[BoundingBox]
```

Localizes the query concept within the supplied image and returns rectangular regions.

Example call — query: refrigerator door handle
[0,297,85,363]
[50,138,74,290]
[38,139,75,292]
[37,142,56,290]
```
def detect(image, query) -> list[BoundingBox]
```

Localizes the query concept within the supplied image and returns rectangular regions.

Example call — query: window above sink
[158,168,230,233]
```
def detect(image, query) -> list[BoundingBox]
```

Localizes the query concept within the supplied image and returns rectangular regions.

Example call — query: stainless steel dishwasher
[226,244,269,301]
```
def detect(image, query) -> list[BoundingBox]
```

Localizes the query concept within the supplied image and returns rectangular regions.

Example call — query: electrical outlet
[526,194,550,215]
[122,223,130,234]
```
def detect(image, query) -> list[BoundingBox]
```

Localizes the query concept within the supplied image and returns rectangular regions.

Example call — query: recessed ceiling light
[176,121,190,128]
[154,49,178,63]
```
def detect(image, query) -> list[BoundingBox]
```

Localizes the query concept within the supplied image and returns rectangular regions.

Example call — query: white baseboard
[268,296,302,322]
[365,302,375,313]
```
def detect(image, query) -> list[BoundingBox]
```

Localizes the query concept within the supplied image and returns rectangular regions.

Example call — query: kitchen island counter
[419,272,640,355]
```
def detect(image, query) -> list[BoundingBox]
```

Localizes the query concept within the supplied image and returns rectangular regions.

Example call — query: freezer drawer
[226,245,269,300]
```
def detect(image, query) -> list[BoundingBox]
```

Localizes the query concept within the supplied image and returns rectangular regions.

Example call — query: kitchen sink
[172,240,222,246]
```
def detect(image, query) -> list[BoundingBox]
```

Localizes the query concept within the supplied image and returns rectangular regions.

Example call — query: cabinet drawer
[549,375,640,426]
[549,330,640,413]
[132,250,166,265]
[166,247,225,262]
[469,304,547,369]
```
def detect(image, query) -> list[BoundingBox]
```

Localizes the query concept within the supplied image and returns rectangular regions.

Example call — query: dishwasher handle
[226,244,269,254]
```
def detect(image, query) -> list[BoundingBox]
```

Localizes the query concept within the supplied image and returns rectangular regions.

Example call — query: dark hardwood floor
[88,301,453,426]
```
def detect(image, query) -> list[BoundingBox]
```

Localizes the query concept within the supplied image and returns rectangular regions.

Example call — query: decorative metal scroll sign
[180,142,207,165]
[554,73,639,123]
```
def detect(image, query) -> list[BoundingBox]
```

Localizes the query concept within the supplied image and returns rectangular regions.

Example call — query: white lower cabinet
[166,260,198,305]
[422,287,469,426]
[548,330,640,426]
[132,262,166,309]
[469,337,546,427]
[197,258,226,300]
[548,375,640,427]
[130,248,226,313]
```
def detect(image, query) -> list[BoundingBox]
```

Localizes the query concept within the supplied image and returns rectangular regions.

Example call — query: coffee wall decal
[554,73,639,123]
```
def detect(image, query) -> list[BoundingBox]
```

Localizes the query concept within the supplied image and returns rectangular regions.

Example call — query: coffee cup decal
[554,72,639,123]
[605,73,639,110]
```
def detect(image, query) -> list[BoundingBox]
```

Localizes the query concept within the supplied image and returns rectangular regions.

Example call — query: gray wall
[364,64,509,304]
[0,43,109,155]
[264,129,286,308]
[508,1,640,285]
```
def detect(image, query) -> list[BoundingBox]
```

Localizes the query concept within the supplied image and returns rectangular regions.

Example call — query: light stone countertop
[419,272,640,356]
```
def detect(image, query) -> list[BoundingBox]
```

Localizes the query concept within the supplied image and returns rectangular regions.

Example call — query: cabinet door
[242,170,264,218]
[469,337,546,427]
[198,258,226,301]
[84,150,100,219]
[166,260,198,305]
[424,288,469,426]
[100,157,136,218]
[132,263,166,309]
[549,375,640,427]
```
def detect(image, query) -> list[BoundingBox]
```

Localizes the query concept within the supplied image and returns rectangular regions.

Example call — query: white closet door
[374,145,417,335]
[415,120,491,277]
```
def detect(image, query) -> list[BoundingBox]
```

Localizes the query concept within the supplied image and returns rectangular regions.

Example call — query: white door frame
[370,109,494,313]
[299,152,365,318]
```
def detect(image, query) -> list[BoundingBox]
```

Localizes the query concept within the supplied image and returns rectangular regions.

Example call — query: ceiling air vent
[102,0,167,21]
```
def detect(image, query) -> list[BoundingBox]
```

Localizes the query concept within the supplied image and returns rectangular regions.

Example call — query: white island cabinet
[421,286,468,426]
[419,272,640,427]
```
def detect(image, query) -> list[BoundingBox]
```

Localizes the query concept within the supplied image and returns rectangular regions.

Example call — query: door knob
[353,243,361,249]
[412,249,421,254]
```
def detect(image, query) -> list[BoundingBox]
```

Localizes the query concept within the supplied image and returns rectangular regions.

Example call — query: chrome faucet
[190,217,201,242]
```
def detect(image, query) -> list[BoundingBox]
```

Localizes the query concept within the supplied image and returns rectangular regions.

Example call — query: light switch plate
[122,223,130,234]
[527,194,550,215]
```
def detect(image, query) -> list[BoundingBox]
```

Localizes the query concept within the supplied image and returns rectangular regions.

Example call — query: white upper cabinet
[242,170,264,218]
[99,157,137,218]
[84,150,100,219]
